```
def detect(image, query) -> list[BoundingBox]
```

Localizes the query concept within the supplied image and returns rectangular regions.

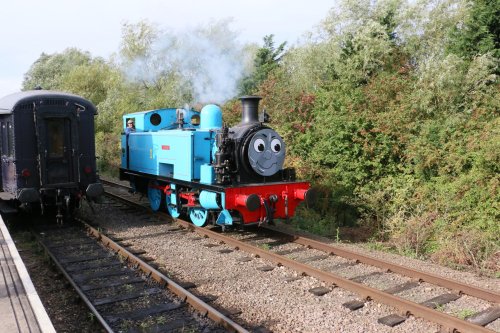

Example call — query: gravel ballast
[81,194,497,332]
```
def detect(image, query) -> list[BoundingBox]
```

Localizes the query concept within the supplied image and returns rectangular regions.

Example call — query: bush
[257,0,499,271]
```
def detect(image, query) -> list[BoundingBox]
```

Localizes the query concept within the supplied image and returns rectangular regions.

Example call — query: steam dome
[200,104,223,130]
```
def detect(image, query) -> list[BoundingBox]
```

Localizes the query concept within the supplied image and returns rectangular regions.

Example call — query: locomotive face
[247,128,285,176]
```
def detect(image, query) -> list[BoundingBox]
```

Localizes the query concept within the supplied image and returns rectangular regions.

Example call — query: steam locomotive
[120,96,314,227]
[0,90,103,222]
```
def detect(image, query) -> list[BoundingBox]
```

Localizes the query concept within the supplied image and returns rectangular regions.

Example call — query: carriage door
[37,114,79,187]
[1,121,15,191]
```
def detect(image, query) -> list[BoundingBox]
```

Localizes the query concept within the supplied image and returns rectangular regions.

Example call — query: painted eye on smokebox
[253,138,265,152]
[271,139,282,153]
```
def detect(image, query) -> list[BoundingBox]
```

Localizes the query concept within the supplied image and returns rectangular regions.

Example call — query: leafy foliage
[447,0,500,59]
[23,48,95,90]
[258,0,499,272]
[239,35,286,95]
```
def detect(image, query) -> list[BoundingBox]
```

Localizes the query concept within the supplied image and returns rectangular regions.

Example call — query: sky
[0,0,336,97]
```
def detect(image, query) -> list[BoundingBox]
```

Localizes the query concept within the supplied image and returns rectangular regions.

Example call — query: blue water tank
[200,104,222,130]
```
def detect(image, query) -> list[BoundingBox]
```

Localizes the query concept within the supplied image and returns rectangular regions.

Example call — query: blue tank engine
[120,96,314,227]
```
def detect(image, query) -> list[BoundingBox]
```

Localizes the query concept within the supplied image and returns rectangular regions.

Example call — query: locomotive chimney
[240,96,261,125]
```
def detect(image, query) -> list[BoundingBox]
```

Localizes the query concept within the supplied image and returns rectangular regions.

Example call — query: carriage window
[47,119,65,158]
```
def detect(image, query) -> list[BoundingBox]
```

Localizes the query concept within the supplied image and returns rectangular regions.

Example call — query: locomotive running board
[120,168,304,192]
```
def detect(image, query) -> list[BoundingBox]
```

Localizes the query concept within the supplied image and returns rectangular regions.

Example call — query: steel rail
[101,178,130,191]
[173,219,493,333]
[80,219,248,333]
[103,188,496,332]
[33,229,114,333]
[263,225,500,304]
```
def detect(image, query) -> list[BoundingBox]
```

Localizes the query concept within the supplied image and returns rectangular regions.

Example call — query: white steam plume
[124,19,253,104]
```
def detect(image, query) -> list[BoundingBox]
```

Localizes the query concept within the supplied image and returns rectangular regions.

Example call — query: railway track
[33,219,247,332]
[101,178,500,332]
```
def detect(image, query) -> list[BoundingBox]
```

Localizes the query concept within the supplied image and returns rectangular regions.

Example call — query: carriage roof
[0,90,97,115]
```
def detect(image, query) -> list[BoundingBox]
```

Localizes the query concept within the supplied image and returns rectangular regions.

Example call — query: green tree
[447,0,500,59]
[22,48,123,112]
[239,35,286,95]
[119,20,159,62]
[22,48,93,91]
